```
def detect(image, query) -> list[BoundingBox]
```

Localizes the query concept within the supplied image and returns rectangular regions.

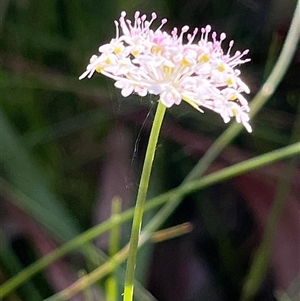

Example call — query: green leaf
[0,109,81,242]
[0,229,43,301]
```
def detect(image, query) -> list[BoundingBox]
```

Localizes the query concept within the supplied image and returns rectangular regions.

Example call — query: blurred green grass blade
[7,21,71,52]
[23,108,109,147]
[0,109,80,241]
[0,230,43,301]
[78,270,94,301]
[106,198,122,301]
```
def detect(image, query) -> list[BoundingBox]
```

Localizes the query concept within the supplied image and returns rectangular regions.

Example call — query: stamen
[178,25,189,43]
[134,11,140,19]
[114,21,119,39]
[227,40,234,55]
[188,28,198,43]
[204,25,211,41]
[220,33,226,41]
[157,18,167,31]
[172,27,178,38]
[146,12,157,29]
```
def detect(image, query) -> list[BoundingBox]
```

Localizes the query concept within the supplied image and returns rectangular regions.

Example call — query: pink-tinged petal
[114,80,126,89]
[79,69,92,80]
[160,91,174,107]
[135,86,148,97]
[148,85,164,95]
[160,88,182,107]
[121,85,134,97]
[236,77,251,94]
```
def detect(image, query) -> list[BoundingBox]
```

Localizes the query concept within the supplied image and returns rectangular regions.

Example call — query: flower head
[80,11,252,132]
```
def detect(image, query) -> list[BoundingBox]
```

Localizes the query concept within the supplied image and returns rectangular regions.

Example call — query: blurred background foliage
[0,0,299,300]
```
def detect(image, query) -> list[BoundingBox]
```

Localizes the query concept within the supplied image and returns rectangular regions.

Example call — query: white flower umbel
[80,11,252,132]
[80,12,253,301]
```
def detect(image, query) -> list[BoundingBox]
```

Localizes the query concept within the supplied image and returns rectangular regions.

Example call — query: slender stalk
[123,101,166,301]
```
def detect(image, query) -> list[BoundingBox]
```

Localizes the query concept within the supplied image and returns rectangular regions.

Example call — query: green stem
[123,101,166,301]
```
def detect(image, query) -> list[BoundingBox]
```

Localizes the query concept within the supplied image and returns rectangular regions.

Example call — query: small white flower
[80,11,252,132]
